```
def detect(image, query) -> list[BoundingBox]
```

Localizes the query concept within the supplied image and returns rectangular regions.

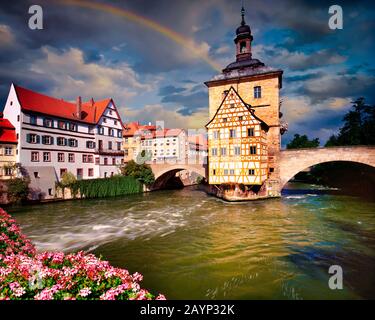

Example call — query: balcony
[95,148,123,156]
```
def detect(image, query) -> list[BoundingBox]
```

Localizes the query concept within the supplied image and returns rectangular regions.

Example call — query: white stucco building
[2,83,124,198]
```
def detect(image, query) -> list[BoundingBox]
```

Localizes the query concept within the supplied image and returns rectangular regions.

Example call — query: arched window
[240,41,246,53]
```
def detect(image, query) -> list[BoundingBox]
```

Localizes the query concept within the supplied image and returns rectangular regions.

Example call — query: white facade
[3,84,124,181]
[137,130,187,163]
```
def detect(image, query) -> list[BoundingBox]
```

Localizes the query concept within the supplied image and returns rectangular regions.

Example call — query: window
[86,141,95,149]
[48,189,52,196]
[114,120,117,125]
[17,115,19,122]
[234,146,241,155]
[220,147,227,156]
[98,126,104,135]
[104,158,108,165]
[31,152,39,162]
[33,172,39,178]
[249,169,255,175]
[211,148,218,156]
[117,142,121,151]
[254,86,261,99]
[230,103,235,108]
[58,153,64,162]
[247,128,254,137]
[224,169,228,175]
[27,134,40,144]
[82,155,93,163]
[69,123,77,131]
[57,137,67,146]
[108,141,112,150]
[77,168,83,179]
[88,168,94,177]
[213,169,216,175]
[229,169,235,175]
[108,128,114,136]
[223,118,227,123]
[68,139,78,147]
[238,116,243,121]
[58,121,66,130]
[112,158,116,165]
[43,118,53,128]
[229,129,236,138]
[250,146,257,155]
[103,118,107,123]
[30,115,37,125]
[222,90,229,100]
[4,147,12,155]
[269,168,274,173]
[60,168,67,177]
[42,135,54,145]
[240,41,246,53]
[43,152,51,162]
[5,167,13,176]
[118,130,122,138]
[95,157,100,165]
[213,130,219,139]
[68,153,74,163]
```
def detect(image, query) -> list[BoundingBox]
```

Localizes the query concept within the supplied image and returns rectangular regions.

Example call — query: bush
[6,177,30,204]
[59,172,77,188]
[0,208,165,300]
[120,160,155,186]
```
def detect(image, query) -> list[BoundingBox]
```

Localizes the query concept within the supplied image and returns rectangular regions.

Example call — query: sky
[0,0,374,146]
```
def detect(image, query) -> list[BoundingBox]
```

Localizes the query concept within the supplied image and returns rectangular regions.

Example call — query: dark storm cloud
[158,85,185,96]
[161,90,208,116]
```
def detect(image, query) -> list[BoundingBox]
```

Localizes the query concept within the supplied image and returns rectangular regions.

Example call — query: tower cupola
[234,5,253,62]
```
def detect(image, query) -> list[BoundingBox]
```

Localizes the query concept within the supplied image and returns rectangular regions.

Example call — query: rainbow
[54,0,221,72]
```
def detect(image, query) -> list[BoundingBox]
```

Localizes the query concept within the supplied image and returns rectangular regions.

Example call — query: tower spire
[241,1,245,26]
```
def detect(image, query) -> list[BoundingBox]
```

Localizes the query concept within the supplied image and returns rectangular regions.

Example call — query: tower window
[240,41,246,53]
[248,169,255,175]
[250,146,257,155]
[229,129,236,138]
[223,118,227,123]
[254,86,262,99]
[247,128,254,137]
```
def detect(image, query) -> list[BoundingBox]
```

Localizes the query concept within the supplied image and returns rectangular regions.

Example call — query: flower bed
[0,208,165,300]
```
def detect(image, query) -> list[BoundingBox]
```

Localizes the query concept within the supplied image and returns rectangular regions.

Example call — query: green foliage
[119,160,155,186]
[70,176,142,199]
[286,134,320,149]
[325,97,375,146]
[59,172,77,188]
[6,177,30,203]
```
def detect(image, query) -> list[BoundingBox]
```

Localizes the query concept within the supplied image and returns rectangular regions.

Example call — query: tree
[6,177,30,203]
[59,172,77,188]
[325,97,375,146]
[120,160,155,186]
[286,134,320,149]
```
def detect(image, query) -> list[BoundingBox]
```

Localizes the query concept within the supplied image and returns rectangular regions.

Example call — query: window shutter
[36,135,40,144]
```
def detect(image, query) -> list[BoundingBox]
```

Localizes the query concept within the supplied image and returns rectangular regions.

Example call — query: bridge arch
[279,146,375,189]
[150,163,207,189]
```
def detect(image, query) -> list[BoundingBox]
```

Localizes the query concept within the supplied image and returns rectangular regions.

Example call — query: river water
[8,184,375,299]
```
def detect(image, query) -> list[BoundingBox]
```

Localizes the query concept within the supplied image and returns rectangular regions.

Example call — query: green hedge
[70,176,143,199]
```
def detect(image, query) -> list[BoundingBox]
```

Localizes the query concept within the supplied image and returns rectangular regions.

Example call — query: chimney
[76,96,82,119]
[90,97,95,107]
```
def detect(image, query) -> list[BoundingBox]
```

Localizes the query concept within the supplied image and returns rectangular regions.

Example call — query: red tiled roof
[14,85,111,124]
[0,119,17,144]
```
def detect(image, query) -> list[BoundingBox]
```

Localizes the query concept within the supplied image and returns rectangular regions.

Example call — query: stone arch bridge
[148,146,375,191]
[150,163,207,189]
[279,146,375,189]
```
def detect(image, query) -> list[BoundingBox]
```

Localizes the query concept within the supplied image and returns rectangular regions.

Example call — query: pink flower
[132,272,143,282]
[156,294,166,300]
[79,287,92,297]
